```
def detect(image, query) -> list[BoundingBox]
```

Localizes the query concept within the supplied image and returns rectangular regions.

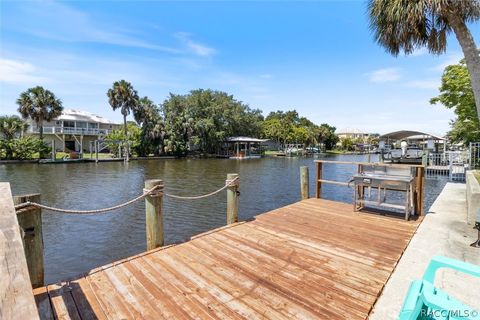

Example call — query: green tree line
[103,81,338,157]
[1,83,338,159]
[261,110,338,150]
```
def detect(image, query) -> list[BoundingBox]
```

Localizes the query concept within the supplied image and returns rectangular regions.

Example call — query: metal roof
[379,130,445,141]
[226,136,269,143]
[57,109,116,124]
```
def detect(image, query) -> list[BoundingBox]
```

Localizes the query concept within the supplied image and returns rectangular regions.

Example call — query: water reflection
[0,155,447,283]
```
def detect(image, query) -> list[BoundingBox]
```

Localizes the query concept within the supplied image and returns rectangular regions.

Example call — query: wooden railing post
[51,139,56,161]
[13,193,44,289]
[357,164,364,210]
[415,167,425,215]
[95,140,99,163]
[226,173,239,225]
[300,166,309,200]
[145,179,164,250]
[316,162,322,198]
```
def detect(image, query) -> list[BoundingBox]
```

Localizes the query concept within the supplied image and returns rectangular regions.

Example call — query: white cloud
[0,59,48,84]
[5,1,180,54]
[404,79,439,90]
[431,52,464,72]
[174,32,216,57]
[408,48,428,57]
[367,68,401,83]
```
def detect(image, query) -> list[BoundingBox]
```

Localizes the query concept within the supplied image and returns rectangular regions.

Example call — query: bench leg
[353,187,357,212]
[405,189,410,221]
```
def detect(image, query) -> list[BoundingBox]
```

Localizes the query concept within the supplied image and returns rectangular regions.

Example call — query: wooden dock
[33,198,421,320]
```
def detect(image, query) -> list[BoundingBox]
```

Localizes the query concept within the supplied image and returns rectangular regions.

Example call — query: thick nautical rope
[163,176,239,200]
[13,177,239,214]
[13,185,163,214]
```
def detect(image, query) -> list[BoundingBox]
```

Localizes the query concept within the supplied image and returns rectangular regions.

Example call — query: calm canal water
[1,154,448,283]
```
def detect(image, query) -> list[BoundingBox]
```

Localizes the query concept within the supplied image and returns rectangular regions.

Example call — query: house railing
[28,126,110,135]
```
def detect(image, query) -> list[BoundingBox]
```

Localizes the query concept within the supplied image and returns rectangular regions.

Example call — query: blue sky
[1,1,478,135]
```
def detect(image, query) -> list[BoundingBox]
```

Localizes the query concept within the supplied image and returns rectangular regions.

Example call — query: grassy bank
[40,152,115,160]
[324,149,346,154]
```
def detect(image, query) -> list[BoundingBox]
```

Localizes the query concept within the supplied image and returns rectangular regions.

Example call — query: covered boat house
[224,137,269,159]
[379,130,446,163]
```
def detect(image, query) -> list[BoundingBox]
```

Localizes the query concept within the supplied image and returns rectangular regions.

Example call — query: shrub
[0,136,50,160]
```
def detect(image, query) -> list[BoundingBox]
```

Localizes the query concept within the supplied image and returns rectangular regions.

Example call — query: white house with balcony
[25,109,120,153]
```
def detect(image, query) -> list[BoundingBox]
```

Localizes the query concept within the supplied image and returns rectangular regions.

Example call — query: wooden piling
[226,173,239,225]
[95,140,99,163]
[357,164,365,210]
[51,139,56,161]
[13,194,44,289]
[415,167,425,215]
[300,166,309,200]
[145,179,164,250]
[316,162,322,198]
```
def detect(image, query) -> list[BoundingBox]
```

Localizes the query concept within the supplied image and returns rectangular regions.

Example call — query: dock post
[300,166,309,200]
[226,173,239,224]
[448,152,453,181]
[422,150,429,167]
[51,139,56,161]
[95,140,99,163]
[145,179,164,250]
[316,162,322,198]
[13,194,44,288]
[415,167,425,215]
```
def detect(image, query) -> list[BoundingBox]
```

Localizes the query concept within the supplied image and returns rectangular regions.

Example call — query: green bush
[0,136,50,160]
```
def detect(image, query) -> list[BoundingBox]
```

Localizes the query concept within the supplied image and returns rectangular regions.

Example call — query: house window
[76,122,87,128]
[88,122,99,129]
[63,121,74,128]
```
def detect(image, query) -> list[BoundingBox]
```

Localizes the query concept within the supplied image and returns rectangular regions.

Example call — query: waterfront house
[25,109,121,153]
[336,128,380,142]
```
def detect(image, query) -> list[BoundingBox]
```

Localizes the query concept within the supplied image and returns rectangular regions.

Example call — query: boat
[284,144,305,157]
[383,145,425,164]
[379,130,446,164]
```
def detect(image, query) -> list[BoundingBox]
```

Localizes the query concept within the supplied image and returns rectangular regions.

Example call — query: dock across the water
[33,198,420,319]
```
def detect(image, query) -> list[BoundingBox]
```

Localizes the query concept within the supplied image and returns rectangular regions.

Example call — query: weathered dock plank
[0,183,39,320]
[34,198,421,319]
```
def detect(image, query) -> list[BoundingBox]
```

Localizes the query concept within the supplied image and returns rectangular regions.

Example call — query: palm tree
[368,0,480,121]
[0,115,27,140]
[107,80,139,161]
[133,96,156,126]
[0,116,28,159]
[16,86,63,158]
[132,96,165,156]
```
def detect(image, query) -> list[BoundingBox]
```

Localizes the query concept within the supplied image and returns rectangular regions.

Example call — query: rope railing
[163,177,239,200]
[14,177,240,214]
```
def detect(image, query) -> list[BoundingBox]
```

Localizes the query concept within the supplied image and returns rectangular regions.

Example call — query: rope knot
[225,177,240,187]
[143,185,164,198]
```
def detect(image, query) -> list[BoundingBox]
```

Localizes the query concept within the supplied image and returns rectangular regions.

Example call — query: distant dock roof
[379,130,445,141]
[226,136,269,143]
